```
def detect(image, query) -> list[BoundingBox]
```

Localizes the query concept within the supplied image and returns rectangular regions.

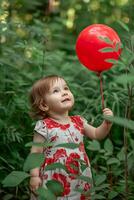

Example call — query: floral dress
[34,115,92,200]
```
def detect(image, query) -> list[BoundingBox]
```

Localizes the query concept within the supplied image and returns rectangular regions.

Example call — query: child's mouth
[61,98,70,102]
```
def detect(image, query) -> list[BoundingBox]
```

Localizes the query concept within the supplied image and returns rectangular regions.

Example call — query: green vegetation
[0,0,134,199]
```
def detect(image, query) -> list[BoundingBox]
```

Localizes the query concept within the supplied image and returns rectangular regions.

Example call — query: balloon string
[96,72,110,130]
[96,72,105,110]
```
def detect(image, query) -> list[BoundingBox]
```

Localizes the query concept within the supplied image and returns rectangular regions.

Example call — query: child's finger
[103,110,113,114]
[103,108,113,115]
[103,108,112,112]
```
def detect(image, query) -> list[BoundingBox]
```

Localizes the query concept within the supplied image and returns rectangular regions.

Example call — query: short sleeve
[80,116,88,126]
[34,120,48,139]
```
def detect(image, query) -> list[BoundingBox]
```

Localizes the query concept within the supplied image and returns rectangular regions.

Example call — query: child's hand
[103,108,113,117]
[103,108,113,124]
[30,176,42,192]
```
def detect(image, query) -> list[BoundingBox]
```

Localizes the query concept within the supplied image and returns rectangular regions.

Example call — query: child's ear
[39,100,49,112]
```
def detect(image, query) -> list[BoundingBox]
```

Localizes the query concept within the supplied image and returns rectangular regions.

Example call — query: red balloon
[76,24,122,72]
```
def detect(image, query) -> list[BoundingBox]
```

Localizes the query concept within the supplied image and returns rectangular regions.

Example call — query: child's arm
[30,133,45,191]
[30,133,45,176]
[84,108,113,140]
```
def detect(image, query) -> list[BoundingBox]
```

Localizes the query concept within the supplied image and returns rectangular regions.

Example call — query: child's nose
[62,90,68,96]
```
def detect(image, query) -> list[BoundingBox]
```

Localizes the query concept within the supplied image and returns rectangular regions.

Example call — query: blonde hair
[29,75,64,119]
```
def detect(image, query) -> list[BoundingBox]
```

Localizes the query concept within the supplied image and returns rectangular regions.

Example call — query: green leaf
[25,141,54,148]
[37,187,56,200]
[2,171,30,187]
[77,175,92,184]
[2,194,14,200]
[80,163,88,172]
[104,138,113,153]
[103,116,134,130]
[115,74,134,85]
[46,180,64,196]
[45,163,67,172]
[95,175,106,186]
[105,58,118,64]
[117,20,129,32]
[93,183,109,191]
[23,153,44,172]
[99,47,114,53]
[117,147,125,161]
[130,139,134,151]
[91,194,105,199]
[98,36,113,45]
[55,143,79,149]
[107,158,120,165]
[87,140,101,151]
[115,42,122,52]
[108,191,119,199]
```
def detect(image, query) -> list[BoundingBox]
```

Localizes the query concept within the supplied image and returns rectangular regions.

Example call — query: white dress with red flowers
[34,116,92,200]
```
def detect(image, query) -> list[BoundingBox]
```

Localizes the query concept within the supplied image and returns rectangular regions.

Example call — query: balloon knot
[96,71,102,77]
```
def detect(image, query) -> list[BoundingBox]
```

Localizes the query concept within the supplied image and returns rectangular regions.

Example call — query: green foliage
[46,180,64,197]
[104,116,134,130]
[2,171,30,187]
[56,142,80,149]
[37,187,56,200]
[23,153,45,172]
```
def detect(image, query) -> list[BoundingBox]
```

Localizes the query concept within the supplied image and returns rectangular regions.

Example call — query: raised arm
[83,108,113,140]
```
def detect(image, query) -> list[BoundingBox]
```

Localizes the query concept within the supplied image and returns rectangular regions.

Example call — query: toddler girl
[29,75,113,200]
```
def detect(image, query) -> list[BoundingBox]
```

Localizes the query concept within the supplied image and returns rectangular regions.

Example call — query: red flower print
[80,194,86,200]
[44,118,70,130]
[75,137,79,142]
[66,153,80,175]
[50,135,59,142]
[52,173,70,196]
[45,146,52,156]
[41,157,54,169]
[79,142,85,152]
[84,182,91,191]
[53,149,67,161]
[80,194,90,200]
[80,182,91,200]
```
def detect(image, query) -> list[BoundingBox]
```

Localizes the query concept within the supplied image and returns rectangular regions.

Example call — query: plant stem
[123,71,132,199]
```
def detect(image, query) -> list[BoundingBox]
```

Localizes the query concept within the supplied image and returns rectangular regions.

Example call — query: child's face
[44,78,74,114]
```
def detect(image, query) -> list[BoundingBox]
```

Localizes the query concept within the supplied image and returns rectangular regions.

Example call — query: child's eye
[53,89,59,93]
[64,86,69,90]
